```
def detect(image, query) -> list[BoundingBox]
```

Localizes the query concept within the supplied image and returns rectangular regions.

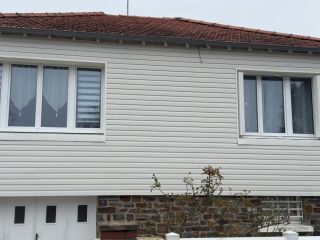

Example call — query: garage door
[1,196,96,240]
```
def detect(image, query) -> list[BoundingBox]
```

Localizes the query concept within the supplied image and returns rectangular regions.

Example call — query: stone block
[132,196,141,202]
[99,207,117,213]
[136,203,148,208]
[121,196,132,202]
[113,214,125,221]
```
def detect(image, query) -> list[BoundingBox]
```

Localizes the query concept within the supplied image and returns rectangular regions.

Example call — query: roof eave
[0,27,319,54]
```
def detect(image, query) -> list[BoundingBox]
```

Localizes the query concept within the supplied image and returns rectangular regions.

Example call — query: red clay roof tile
[0,12,319,49]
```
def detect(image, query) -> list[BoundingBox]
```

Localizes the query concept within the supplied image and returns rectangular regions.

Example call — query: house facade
[0,12,319,240]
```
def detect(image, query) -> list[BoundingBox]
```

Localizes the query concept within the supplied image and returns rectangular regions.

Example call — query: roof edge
[0,12,105,17]
[0,26,320,54]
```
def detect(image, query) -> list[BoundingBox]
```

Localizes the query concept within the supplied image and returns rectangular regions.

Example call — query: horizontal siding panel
[109,57,320,71]
[109,66,236,76]
[0,167,318,176]
[107,105,236,113]
[107,120,237,128]
[107,116,237,123]
[108,90,236,99]
[0,185,318,193]
[106,133,238,142]
[110,63,237,75]
[109,53,320,66]
[107,94,237,104]
[0,153,319,160]
[0,190,316,197]
[108,74,237,84]
[0,153,319,161]
[106,110,236,119]
[108,80,236,90]
[0,174,319,182]
[0,179,319,187]
[108,126,235,133]
[106,130,237,138]
[0,139,318,149]
[0,163,320,172]
[107,84,236,95]
[0,155,319,162]
[108,72,236,81]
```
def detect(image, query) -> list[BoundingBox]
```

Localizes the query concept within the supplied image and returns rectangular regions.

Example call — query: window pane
[77,205,88,222]
[9,65,37,126]
[244,76,258,132]
[76,68,101,128]
[42,66,68,127]
[14,206,25,224]
[291,78,314,134]
[262,77,285,133]
[46,206,56,223]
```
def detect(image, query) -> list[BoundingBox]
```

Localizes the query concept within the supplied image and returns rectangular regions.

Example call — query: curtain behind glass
[9,65,37,126]
[262,77,285,133]
[76,68,101,128]
[244,76,258,132]
[290,78,314,134]
[41,66,68,127]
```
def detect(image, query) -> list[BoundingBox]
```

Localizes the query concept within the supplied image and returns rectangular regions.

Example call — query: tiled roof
[0,12,320,49]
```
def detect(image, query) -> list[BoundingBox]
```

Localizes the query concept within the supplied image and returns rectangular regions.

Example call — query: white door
[4,197,36,240]
[66,197,97,240]
[1,197,96,240]
[0,198,5,240]
[35,197,68,240]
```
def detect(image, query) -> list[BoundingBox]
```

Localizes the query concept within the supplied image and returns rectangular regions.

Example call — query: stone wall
[98,196,320,238]
[303,197,320,234]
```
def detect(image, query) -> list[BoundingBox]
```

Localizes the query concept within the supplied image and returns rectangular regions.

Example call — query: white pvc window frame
[0,61,106,142]
[238,71,320,139]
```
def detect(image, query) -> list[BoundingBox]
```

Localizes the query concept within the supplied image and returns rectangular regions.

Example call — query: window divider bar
[284,77,293,135]
[0,63,10,128]
[256,76,263,134]
[238,71,245,136]
[35,65,43,128]
[67,66,76,129]
[312,75,320,138]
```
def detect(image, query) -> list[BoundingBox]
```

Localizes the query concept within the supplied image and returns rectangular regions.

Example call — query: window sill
[0,130,106,142]
[238,136,320,146]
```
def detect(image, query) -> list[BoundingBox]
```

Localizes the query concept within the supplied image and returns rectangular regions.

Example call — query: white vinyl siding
[0,37,319,196]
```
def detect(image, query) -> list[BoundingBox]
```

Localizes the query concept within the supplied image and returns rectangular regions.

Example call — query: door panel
[66,197,96,240]
[35,197,67,240]
[0,198,5,240]
[4,197,36,240]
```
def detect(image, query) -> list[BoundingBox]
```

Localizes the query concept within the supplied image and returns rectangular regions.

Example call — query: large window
[0,63,103,133]
[241,73,315,137]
